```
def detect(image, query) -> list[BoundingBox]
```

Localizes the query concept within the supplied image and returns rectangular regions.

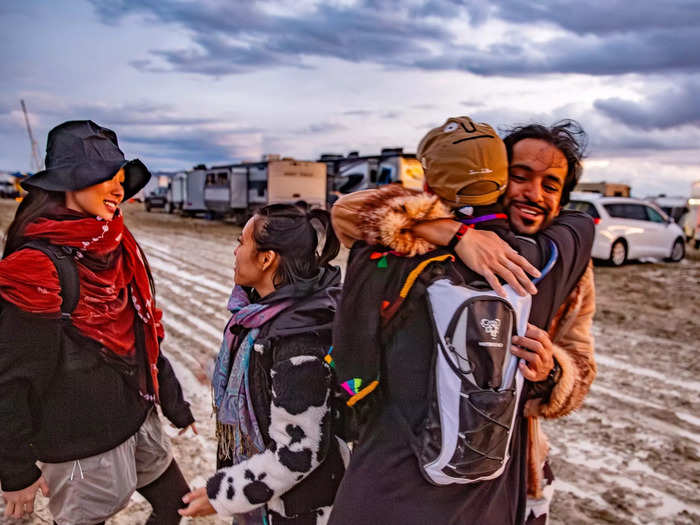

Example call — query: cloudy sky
[2,0,699,197]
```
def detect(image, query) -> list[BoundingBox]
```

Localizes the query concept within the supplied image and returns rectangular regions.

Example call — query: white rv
[324,148,425,196]
[268,160,327,208]
[203,158,327,222]
[168,168,207,215]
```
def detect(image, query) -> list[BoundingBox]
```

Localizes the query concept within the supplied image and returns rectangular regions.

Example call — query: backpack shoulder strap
[380,252,455,323]
[18,240,80,317]
[532,239,558,285]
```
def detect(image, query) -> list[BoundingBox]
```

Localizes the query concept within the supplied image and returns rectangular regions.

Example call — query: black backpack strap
[18,240,80,318]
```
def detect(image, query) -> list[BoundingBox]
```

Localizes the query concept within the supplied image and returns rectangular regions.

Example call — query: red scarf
[0,211,163,397]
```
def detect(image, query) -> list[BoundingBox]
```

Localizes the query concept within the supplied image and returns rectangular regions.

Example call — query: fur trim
[358,185,453,256]
[530,343,576,418]
[525,264,596,497]
[525,417,549,498]
[525,263,596,419]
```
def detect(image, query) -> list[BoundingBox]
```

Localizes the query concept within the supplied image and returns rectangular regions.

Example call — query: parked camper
[203,158,327,223]
[268,160,326,208]
[323,148,424,197]
[376,154,424,191]
[203,166,236,218]
[168,168,207,215]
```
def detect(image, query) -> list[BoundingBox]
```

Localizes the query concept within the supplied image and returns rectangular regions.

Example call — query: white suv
[565,192,685,266]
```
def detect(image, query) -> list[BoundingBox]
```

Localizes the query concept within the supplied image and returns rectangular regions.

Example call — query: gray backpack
[405,241,557,485]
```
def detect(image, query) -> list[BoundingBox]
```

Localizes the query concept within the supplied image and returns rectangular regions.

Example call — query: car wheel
[145,202,151,212]
[609,239,627,266]
[667,238,685,262]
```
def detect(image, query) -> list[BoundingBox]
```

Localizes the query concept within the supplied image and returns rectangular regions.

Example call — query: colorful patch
[324,346,336,368]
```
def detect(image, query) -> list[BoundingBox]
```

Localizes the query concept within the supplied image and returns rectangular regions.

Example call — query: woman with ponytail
[180,203,349,524]
[0,121,194,524]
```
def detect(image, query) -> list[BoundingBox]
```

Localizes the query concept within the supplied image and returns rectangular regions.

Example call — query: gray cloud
[2,98,224,128]
[494,0,700,35]
[0,97,261,170]
[91,0,446,75]
[88,0,700,77]
[594,78,700,129]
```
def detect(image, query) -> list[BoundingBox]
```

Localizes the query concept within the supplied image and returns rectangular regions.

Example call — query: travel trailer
[203,158,327,222]
[322,148,424,197]
[168,168,207,215]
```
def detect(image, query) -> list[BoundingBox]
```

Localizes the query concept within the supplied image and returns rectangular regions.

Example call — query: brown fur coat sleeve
[526,262,596,497]
[525,262,597,419]
[330,185,453,255]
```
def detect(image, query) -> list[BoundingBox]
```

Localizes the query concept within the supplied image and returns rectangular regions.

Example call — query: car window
[603,203,625,218]
[622,204,648,220]
[645,206,665,223]
[566,200,600,219]
[603,203,648,220]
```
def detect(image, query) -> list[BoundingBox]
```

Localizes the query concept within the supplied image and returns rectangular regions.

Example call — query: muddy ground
[0,199,698,525]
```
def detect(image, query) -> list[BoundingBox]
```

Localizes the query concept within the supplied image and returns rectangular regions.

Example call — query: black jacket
[0,301,194,492]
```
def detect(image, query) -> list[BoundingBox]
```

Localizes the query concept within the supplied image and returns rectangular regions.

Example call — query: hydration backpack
[399,241,558,486]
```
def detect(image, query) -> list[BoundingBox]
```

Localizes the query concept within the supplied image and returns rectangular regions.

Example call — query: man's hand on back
[455,229,540,297]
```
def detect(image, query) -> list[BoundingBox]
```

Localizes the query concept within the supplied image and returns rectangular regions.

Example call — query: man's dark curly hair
[503,119,587,206]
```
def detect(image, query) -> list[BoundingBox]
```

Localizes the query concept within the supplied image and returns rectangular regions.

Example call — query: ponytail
[308,207,340,267]
[252,203,339,288]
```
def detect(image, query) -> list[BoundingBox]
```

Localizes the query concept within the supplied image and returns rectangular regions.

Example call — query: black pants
[138,459,190,524]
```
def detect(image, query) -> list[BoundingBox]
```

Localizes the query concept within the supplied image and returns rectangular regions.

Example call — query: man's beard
[507,199,553,233]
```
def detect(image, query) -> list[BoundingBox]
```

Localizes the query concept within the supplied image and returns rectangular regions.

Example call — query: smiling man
[330,119,596,524]
[501,121,597,524]
[505,139,568,234]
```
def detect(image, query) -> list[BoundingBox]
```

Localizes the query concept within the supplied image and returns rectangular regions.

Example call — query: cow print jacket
[207,329,349,523]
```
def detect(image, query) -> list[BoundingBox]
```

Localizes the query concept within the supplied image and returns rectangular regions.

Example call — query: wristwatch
[528,358,561,399]
[547,358,562,385]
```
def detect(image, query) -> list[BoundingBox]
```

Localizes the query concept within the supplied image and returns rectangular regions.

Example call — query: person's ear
[260,250,277,272]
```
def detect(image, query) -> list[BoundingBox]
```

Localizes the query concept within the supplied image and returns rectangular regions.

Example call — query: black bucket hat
[21,120,150,200]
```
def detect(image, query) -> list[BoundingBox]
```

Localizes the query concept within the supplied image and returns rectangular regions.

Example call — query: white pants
[40,408,173,525]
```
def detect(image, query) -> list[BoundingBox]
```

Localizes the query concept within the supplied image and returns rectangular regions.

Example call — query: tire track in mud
[547,401,700,524]
[138,236,235,287]
[111,215,232,524]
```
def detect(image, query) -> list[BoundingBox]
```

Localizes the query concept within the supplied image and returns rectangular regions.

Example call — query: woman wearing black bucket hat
[0,121,195,524]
